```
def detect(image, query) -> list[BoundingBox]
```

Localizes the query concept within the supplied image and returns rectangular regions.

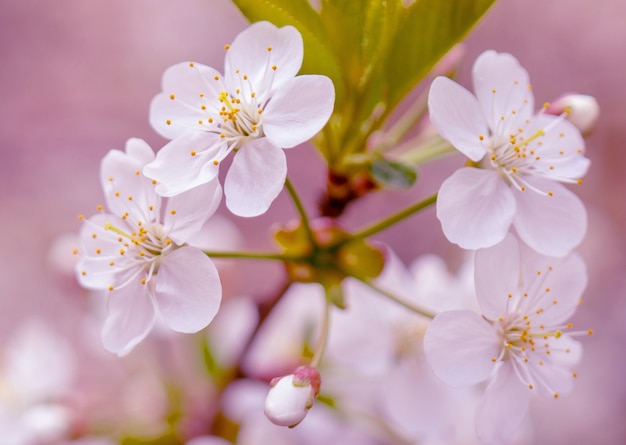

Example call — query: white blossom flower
[144,21,335,217]
[424,234,589,443]
[76,138,223,356]
[428,50,590,256]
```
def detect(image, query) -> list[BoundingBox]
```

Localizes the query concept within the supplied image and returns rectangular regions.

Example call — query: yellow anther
[109,261,115,266]
[224,44,230,50]
[492,88,496,93]
[587,329,593,335]
[479,135,484,141]
[272,65,277,71]
[128,196,133,201]
[170,94,175,100]
[267,46,273,51]
[152,179,157,185]
[553,393,559,399]
[78,214,85,220]
[108,285,114,291]
[214,75,220,81]
[96,205,103,211]
[119,249,125,255]
[190,151,197,156]
[95,248,101,254]
[529,384,533,389]
[491,357,497,362]
[213,160,219,166]
[166,119,171,125]
[91,233,97,239]
[548,191,553,197]
[170,209,177,215]
[201,105,206,110]
[141,278,146,285]
[81,270,86,276]
[572,372,577,378]
[72,248,79,255]
[577,179,583,185]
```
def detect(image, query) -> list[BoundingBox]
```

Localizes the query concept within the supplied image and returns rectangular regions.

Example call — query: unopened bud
[264,366,321,427]
[546,94,599,135]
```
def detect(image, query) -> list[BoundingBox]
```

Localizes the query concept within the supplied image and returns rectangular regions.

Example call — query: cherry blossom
[75,138,223,356]
[428,50,590,256]
[424,234,589,443]
[264,366,321,427]
[144,21,335,217]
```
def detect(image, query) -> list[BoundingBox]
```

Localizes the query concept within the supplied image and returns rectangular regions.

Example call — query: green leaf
[370,157,418,189]
[231,0,345,104]
[383,0,497,110]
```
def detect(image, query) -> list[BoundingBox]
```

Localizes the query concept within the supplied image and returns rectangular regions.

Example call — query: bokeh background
[0,0,624,443]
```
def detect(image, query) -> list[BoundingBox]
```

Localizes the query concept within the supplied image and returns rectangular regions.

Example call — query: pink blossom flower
[144,21,335,217]
[424,234,588,443]
[428,50,590,256]
[76,138,223,356]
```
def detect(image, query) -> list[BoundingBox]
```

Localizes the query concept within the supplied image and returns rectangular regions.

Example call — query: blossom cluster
[66,18,597,445]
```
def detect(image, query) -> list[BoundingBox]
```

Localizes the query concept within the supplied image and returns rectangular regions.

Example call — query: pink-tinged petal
[100,140,157,218]
[101,279,157,356]
[475,361,530,445]
[225,21,303,93]
[474,234,521,320]
[437,168,516,250]
[524,352,577,398]
[512,180,587,257]
[263,75,335,148]
[150,62,225,139]
[522,251,587,325]
[428,76,489,162]
[548,335,583,369]
[523,115,590,180]
[424,310,500,387]
[143,132,224,197]
[224,138,286,217]
[472,50,534,134]
[164,180,223,245]
[154,246,221,333]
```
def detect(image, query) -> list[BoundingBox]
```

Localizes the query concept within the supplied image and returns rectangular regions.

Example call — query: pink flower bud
[264,366,321,427]
[546,93,599,135]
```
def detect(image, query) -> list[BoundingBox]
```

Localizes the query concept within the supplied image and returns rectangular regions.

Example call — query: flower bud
[545,93,599,135]
[264,366,321,427]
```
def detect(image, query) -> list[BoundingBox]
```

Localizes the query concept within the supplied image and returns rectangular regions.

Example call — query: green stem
[203,250,302,261]
[357,278,436,320]
[310,290,332,368]
[351,193,437,240]
[397,136,457,165]
[285,176,316,244]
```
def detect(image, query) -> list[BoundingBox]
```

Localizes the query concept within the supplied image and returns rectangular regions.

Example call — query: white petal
[472,50,533,134]
[154,246,222,333]
[143,132,223,197]
[437,168,516,250]
[428,76,489,161]
[150,62,224,139]
[523,115,590,180]
[100,140,156,218]
[524,351,577,398]
[474,234,521,320]
[101,280,157,356]
[475,361,531,445]
[224,138,286,217]
[424,310,500,387]
[522,250,587,325]
[512,180,587,257]
[164,179,223,245]
[263,75,335,148]
[225,21,303,94]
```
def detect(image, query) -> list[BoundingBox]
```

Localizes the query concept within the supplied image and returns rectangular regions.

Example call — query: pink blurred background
[0,0,624,443]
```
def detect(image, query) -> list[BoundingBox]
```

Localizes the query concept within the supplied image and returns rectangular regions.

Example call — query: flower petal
[225,21,303,94]
[512,180,587,257]
[424,310,500,387]
[522,250,587,325]
[164,179,223,245]
[143,132,224,197]
[154,246,222,333]
[475,361,530,445]
[428,76,489,162]
[101,279,157,356]
[224,138,286,217]
[263,75,335,148]
[100,139,156,219]
[150,62,224,139]
[472,50,534,134]
[523,115,590,180]
[437,168,516,250]
[474,234,521,320]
